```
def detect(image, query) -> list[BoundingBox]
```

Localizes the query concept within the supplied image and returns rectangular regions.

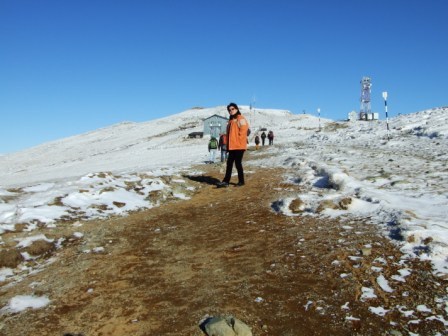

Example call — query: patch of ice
[369,306,389,316]
[2,295,50,313]
[377,274,394,293]
[416,304,432,313]
[361,287,377,301]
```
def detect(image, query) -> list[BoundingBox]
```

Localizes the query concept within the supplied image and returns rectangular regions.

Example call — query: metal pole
[249,101,252,126]
[252,95,256,127]
[382,92,389,140]
[317,108,321,131]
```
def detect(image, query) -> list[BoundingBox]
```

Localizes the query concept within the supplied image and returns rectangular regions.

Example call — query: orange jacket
[227,113,249,150]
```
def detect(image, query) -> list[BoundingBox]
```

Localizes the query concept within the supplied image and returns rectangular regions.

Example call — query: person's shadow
[183,174,221,186]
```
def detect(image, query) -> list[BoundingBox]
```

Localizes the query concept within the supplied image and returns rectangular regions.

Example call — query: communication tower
[359,76,372,120]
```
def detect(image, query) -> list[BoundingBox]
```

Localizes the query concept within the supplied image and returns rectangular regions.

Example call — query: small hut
[203,114,228,138]
[187,132,204,139]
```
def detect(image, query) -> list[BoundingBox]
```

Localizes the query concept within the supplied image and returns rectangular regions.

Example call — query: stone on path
[200,316,252,336]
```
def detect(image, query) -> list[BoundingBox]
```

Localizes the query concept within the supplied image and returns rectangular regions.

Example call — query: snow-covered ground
[254,107,448,277]
[1,105,447,314]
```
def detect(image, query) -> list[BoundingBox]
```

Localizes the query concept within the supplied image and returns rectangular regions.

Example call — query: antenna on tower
[359,76,372,120]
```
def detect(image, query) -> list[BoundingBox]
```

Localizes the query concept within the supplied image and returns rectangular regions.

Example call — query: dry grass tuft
[289,198,304,213]
[25,240,55,257]
[0,249,24,268]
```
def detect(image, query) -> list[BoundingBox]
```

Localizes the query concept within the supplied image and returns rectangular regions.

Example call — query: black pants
[223,150,245,184]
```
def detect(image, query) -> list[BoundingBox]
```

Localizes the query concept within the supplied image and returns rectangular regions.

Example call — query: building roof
[203,114,228,122]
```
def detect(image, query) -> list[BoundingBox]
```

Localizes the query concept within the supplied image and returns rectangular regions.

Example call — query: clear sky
[1,0,447,154]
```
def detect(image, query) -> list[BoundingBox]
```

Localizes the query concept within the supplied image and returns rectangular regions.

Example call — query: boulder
[203,317,236,336]
[201,316,252,336]
[225,316,252,336]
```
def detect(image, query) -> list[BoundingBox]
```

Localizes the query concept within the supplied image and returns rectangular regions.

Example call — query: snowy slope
[0,105,447,279]
[0,106,298,187]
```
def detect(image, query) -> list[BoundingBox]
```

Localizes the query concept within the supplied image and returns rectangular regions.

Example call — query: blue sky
[1,0,447,154]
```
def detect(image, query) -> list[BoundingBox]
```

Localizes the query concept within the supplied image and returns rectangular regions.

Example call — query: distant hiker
[268,130,274,145]
[254,135,260,150]
[261,131,266,146]
[218,133,228,162]
[246,128,251,144]
[208,136,218,163]
[217,102,249,188]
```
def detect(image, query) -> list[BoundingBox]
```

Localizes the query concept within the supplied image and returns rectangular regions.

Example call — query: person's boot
[217,181,229,188]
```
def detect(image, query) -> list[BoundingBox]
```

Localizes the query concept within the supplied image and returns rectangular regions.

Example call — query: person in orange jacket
[217,102,249,188]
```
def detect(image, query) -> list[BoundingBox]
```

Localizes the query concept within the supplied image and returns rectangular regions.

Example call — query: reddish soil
[0,159,446,335]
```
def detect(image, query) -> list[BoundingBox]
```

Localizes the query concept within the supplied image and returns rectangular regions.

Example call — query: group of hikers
[206,102,274,188]
[207,134,228,163]
[253,130,274,149]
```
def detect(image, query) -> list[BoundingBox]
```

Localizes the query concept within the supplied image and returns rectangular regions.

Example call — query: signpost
[382,91,390,140]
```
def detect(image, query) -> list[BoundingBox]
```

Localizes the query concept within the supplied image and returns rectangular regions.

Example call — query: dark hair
[226,102,239,112]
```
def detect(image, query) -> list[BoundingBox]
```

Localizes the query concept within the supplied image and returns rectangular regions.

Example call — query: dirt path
[0,159,446,335]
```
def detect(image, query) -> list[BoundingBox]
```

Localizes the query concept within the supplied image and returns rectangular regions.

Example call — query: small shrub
[25,240,55,257]
[48,196,65,206]
[0,249,24,268]
[339,197,352,210]
[14,223,28,232]
[289,198,304,214]
[316,200,339,213]
[100,187,116,194]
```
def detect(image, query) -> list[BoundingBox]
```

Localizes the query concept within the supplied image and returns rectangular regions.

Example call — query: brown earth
[0,153,447,336]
